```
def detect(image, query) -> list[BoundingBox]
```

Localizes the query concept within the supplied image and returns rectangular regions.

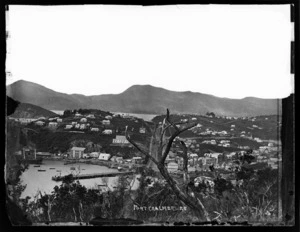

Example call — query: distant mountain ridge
[6,80,281,117]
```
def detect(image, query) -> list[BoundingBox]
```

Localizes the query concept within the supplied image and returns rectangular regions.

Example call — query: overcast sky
[6,5,293,99]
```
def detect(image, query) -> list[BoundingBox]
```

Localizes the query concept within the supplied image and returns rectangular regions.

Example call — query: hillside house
[139,127,146,134]
[116,157,124,163]
[38,117,46,120]
[70,147,86,159]
[102,129,113,135]
[36,152,52,158]
[89,152,100,158]
[35,121,45,126]
[112,135,130,145]
[48,122,58,129]
[86,114,95,119]
[210,140,217,145]
[57,118,63,123]
[132,157,143,164]
[231,125,235,128]
[75,113,82,117]
[49,118,55,121]
[219,131,228,135]
[75,124,80,129]
[71,121,77,125]
[80,118,87,123]
[102,120,110,125]
[91,127,99,132]
[65,125,73,129]
[196,123,202,128]
[80,124,86,130]
[105,115,113,120]
[98,153,111,160]
[82,153,89,159]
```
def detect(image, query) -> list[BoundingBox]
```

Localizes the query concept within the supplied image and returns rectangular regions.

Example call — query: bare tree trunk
[125,109,211,221]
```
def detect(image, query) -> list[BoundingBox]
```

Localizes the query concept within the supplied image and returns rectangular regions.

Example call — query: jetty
[51,171,135,181]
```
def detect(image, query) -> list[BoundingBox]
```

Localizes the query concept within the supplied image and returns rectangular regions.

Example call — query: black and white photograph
[5,3,296,226]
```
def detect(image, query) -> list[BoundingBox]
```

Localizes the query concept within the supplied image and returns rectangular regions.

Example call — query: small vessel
[33,165,40,167]
[49,167,56,169]
[38,169,46,172]
[70,167,76,170]
[56,170,61,172]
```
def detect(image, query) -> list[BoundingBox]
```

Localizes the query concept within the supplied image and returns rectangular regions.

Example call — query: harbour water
[20,160,139,199]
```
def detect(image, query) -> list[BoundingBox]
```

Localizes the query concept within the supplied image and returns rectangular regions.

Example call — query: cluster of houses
[164,146,280,176]
[33,117,63,128]
[68,146,143,164]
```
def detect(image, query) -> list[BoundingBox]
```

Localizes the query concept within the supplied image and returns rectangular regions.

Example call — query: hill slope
[7,96,58,119]
[7,80,280,116]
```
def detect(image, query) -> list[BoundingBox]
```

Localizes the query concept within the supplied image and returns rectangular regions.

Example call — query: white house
[70,147,86,159]
[75,124,80,129]
[79,124,86,130]
[57,118,63,123]
[192,117,197,121]
[231,125,235,128]
[105,115,113,120]
[48,122,58,128]
[112,135,130,144]
[86,114,95,119]
[65,125,73,129]
[98,153,111,160]
[35,121,45,126]
[80,118,87,123]
[139,127,146,134]
[116,157,124,163]
[71,121,77,125]
[132,157,143,164]
[89,152,100,158]
[102,120,111,125]
[102,129,113,135]
[91,128,99,132]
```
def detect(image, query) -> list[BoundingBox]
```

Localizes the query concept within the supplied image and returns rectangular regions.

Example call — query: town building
[35,121,45,126]
[139,127,146,134]
[132,157,143,164]
[91,128,99,132]
[102,120,110,125]
[79,124,86,130]
[65,125,73,129]
[70,147,86,159]
[98,153,111,160]
[48,122,58,129]
[102,129,113,135]
[89,152,100,158]
[112,135,130,145]
[80,118,87,123]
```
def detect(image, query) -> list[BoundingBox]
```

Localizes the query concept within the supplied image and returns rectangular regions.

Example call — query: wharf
[52,171,135,181]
